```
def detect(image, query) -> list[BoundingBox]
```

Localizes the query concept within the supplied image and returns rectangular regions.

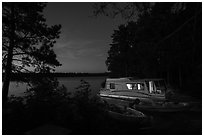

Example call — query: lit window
[137,83,145,90]
[126,84,132,89]
[126,83,137,90]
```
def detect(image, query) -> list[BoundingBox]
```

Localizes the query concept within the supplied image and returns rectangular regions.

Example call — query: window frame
[126,82,145,91]
[110,83,115,89]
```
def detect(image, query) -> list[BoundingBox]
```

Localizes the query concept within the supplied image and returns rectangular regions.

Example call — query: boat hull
[105,104,151,128]
[99,91,166,107]
[133,103,190,113]
[100,94,190,113]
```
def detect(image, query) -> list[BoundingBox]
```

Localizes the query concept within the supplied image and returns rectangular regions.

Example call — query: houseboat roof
[106,77,131,82]
[106,77,164,82]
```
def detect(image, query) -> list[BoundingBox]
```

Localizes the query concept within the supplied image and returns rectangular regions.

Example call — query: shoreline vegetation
[3,77,202,135]
[2,2,201,135]
[2,72,110,81]
[3,72,202,100]
[4,72,201,99]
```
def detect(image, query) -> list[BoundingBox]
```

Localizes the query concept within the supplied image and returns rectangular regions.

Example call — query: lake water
[8,76,107,97]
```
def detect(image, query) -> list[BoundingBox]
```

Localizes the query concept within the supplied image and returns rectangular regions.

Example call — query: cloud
[55,39,93,50]
[54,39,107,60]
[52,38,108,73]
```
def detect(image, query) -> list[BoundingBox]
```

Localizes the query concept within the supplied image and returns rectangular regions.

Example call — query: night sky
[43,2,125,73]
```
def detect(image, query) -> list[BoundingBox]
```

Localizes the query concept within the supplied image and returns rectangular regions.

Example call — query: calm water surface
[8,76,107,97]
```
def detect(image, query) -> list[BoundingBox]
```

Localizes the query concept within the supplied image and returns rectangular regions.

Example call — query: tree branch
[12,58,22,62]
[157,10,201,46]
[13,52,27,56]
[12,64,32,73]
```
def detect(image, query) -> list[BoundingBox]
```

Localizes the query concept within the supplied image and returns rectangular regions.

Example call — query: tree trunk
[191,3,199,65]
[167,69,170,85]
[178,65,182,89]
[2,4,15,107]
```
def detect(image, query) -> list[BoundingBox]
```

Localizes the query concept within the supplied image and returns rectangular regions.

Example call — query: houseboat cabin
[99,78,167,105]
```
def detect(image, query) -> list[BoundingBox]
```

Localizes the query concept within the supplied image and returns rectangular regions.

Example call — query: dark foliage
[2,2,61,104]
[94,2,202,97]
[2,77,201,135]
[2,2,61,72]
[93,2,154,21]
[3,77,68,134]
[2,78,109,134]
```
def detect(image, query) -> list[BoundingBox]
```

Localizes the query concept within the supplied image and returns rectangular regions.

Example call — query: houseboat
[99,77,167,107]
[99,77,191,112]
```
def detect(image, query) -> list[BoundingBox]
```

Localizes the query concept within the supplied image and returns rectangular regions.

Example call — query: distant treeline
[2,72,110,81]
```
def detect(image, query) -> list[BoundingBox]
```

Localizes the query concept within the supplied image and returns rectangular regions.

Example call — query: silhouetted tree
[93,2,154,21]
[74,79,91,103]
[94,2,202,95]
[2,2,61,105]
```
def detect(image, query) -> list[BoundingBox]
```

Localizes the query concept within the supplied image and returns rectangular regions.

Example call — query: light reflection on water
[8,76,107,97]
